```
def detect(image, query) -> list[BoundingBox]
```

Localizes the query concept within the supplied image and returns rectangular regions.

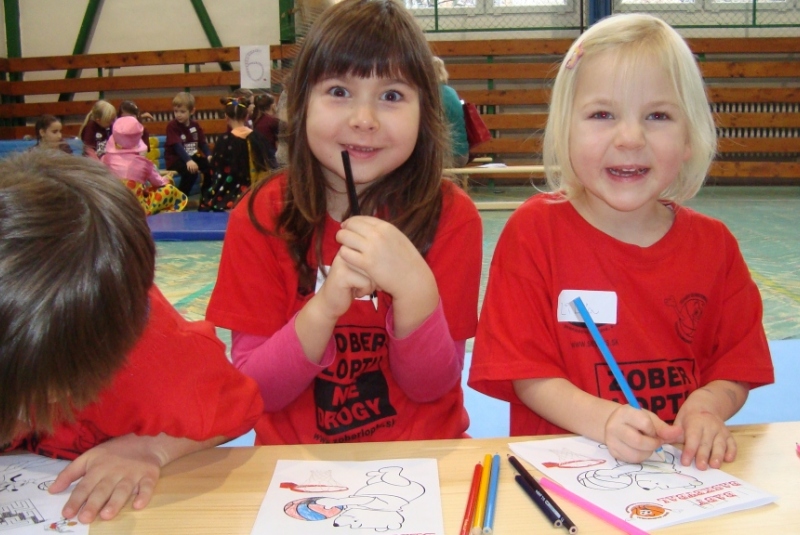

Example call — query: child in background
[232,87,255,128]
[0,150,262,524]
[165,91,211,197]
[251,92,280,167]
[199,96,273,212]
[118,100,153,149]
[469,13,774,470]
[103,116,188,214]
[33,114,73,154]
[78,100,116,159]
[432,56,469,168]
[206,0,482,445]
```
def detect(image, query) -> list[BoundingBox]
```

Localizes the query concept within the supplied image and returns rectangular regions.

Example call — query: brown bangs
[301,0,430,91]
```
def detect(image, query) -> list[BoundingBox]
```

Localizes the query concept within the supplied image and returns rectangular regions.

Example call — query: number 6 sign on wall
[240,45,271,90]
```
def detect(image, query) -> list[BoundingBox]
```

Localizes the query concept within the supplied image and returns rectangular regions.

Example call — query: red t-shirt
[469,193,774,437]
[164,119,208,169]
[3,285,263,460]
[206,174,482,445]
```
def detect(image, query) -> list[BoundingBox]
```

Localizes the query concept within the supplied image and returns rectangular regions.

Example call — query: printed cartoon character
[316,466,425,531]
[46,519,79,532]
[627,502,670,520]
[578,450,703,491]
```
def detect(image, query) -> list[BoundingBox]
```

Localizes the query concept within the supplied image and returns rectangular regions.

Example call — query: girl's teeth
[609,168,646,176]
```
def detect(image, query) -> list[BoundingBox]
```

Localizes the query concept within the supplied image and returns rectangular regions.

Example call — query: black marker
[341,150,378,310]
[508,455,577,533]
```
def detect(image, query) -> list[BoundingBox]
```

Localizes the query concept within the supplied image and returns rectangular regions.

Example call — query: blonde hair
[543,13,716,204]
[432,56,449,83]
[172,91,196,111]
[78,100,116,138]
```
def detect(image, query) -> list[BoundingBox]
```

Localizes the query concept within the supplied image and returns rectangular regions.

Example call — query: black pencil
[508,455,577,533]
[515,475,562,527]
[341,150,361,217]
[340,150,378,310]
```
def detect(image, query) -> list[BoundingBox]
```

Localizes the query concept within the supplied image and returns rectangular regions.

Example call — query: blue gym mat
[148,211,229,241]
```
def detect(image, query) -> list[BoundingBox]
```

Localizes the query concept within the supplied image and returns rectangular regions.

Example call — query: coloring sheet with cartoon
[510,436,776,531]
[251,459,444,534]
[0,453,88,534]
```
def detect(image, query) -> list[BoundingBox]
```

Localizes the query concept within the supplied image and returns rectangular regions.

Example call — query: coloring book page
[510,436,776,531]
[251,458,444,535]
[0,453,88,534]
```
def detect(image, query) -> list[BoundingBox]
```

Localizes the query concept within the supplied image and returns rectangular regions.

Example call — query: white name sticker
[557,290,618,325]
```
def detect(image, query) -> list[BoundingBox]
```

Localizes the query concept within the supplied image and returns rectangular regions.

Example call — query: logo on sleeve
[665,293,707,343]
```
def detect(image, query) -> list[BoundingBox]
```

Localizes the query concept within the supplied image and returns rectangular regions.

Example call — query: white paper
[557,289,618,324]
[510,436,776,531]
[251,459,444,534]
[240,45,271,89]
[0,453,89,534]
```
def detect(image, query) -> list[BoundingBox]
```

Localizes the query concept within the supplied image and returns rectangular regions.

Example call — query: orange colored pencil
[471,454,493,535]
[459,463,483,535]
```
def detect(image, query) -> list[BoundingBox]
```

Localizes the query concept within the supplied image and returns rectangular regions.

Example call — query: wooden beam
[700,61,800,79]
[708,87,800,104]
[717,137,800,153]
[709,161,800,179]
[6,71,240,96]
[457,89,551,106]
[481,113,547,130]
[715,112,800,129]
[0,95,228,119]
[446,63,559,81]
[6,48,240,73]
[686,37,800,55]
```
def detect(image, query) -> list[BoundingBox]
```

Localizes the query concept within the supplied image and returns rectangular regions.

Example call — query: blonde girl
[78,100,116,159]
[470,13,773,470]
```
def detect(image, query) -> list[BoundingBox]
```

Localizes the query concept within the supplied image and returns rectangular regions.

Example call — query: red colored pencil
[460,463,484,535]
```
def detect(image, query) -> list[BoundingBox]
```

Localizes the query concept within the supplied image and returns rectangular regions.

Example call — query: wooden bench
[271,37,800,183]
[0,48,243,141]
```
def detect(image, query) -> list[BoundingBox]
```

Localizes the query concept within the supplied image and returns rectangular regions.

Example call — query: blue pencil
[571,296,665,460]
[482,454,501,534]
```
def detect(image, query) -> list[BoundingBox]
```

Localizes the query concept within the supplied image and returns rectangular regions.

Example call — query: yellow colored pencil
[471,454,493,535]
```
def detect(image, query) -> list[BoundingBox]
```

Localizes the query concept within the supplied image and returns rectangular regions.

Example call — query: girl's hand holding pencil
[337,149,439,338]
[604,402,681,464]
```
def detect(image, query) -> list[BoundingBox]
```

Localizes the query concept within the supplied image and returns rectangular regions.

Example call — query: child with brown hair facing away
[251,91,280,166]
[103,116,188,214]
[165,91,211,197]
[118,100,153,149]
[469,13,774,470]
[0,150,263,523]
[33,114,73,154]
[206,0,482,446]
[78,100,116,159]
[198,96,273,212]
